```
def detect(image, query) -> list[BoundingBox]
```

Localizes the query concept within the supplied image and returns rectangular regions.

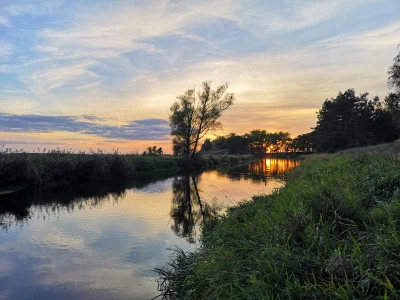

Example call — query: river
[0,158,299,300]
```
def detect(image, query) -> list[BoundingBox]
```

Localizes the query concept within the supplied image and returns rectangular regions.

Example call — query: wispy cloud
[75,81,103,91]
[31,60,101,92]
[0,41,13,61]
[2,0,64,17]
[262,0,364,32]
[0,16,9,26]
[0,89,29,94]
[0,140,63,145]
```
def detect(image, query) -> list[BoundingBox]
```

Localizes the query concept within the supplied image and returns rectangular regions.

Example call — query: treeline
[201,130,311,154]
[309,89,399,152]
[306,48,400,152]
[202,48,400,154]
[142,145,163,156]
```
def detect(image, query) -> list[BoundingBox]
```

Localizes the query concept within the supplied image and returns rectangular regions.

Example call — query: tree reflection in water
[170,173,222,243]
[0,172,223,241]
[0,172,172,230]
[0,183,128,230]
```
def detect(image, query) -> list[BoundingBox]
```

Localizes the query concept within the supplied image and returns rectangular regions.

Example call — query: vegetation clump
[0,148,183,188]
[201,130,310,155]
[0,147,249,189]
[156,142,400,299]
[142,145,164,156]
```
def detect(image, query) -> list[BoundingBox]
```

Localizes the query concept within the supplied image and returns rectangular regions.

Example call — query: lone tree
[169,81,234,159]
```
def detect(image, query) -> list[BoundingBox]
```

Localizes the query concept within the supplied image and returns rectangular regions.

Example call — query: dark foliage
[312,89,399,152]
[169,81,234,158]
[202,130,296,155]
[388,47,400,92]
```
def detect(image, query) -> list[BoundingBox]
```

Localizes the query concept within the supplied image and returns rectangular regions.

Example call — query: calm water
[0,158,299,300]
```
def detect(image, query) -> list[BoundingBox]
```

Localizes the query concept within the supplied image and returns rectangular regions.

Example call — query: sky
[0,0,399,153]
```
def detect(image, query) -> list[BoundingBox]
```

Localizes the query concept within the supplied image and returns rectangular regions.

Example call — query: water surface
[0,158,299,300]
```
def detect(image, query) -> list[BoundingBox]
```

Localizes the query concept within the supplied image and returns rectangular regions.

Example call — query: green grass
[156,142,400,299]
[0,148,251,188]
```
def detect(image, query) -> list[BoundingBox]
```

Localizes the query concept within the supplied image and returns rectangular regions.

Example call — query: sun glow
[248,158,300,176]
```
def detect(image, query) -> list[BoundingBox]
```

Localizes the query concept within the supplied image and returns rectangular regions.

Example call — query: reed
[0,147,248,188]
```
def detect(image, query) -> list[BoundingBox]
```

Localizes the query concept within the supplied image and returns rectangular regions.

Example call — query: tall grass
[0,147,247,188]
[0,147,183,188]
[156,142,400,299]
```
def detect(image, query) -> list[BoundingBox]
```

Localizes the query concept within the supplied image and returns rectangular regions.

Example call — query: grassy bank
[157,142,400,299]
[0,149,249,189]
[264,152,312,159]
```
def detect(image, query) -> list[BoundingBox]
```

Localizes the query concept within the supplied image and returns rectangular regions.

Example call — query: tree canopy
[201,129,297,154]
[312,89,396,152]
[388,47,400,92]
[169,81,234,158]
[142,146,163,156]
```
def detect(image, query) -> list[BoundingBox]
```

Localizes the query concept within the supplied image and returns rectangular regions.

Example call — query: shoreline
[0,152,255,191]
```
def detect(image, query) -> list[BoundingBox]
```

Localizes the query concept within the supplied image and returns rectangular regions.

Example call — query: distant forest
[202,47,400,154]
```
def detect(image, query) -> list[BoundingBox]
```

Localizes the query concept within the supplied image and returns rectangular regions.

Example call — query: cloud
[0,140,62,145]
[0,113,170,140]
[260,0,363,33]
[316,21,400,49]
[2,0,64,17]
[75,81,103,91]
[10,1,254,93]
[0,89,29,94]
[80,114,107,122]
[0,16,8,26]
[31,60,101,92]
[0,41,13,61]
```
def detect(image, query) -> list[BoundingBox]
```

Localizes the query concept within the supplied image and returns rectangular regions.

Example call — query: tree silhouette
[388,47,400,92]
[169,81,234,159]
[312,89,398,152]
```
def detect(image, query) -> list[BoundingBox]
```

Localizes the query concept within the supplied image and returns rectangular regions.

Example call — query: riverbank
[0,150,252,189]
[156,142,400,299]
[264,151,312,159]
[201,149,310,159]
